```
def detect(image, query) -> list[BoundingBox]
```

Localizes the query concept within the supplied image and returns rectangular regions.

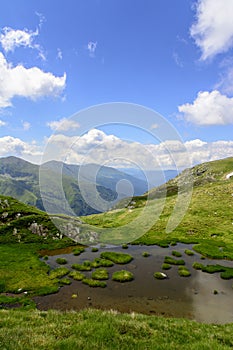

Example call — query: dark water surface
[35,244,233,324]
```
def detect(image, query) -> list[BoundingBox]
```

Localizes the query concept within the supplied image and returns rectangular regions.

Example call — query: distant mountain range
[0,156,149,216]
[119,168,179,189]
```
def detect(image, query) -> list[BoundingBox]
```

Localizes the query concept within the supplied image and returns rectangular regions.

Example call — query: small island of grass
[162,263,171,270]
[100,252,133,264]
[172,250,182,258]
[164,256,185,266]
[49,267,70,279]
[178,266,191,277]
[91,268,109,280]
[154,272,167,280]
[82,278,107,288]
[112,270,134,282]
[56,257,67,265]
[69,271,85,281]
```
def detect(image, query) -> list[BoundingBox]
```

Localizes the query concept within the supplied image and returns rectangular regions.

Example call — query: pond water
[34,244,233,324]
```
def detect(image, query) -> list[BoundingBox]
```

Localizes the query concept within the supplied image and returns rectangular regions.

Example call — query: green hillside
[0,156,148,216]
[81,157,233,258]
[0,195,76,295]
[0,156,117,216]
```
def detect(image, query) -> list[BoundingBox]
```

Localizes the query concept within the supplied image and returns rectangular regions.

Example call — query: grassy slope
[0,309,233,349]
[0,195,76,295]
[82,158,233,257]
[1,160,233,348]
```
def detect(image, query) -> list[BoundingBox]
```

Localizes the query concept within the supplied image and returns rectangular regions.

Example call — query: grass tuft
[112,270,134,282]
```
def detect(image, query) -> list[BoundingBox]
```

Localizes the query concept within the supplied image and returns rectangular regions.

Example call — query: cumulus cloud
[178,90,233,125]
[0,26,45,60]
[0,136,42,163]
[190,0,233,60]
[0,52,66,108]
[47,118,80,132]
[0,120,6,127]
[43,129,233,170]
[0,26,38,52]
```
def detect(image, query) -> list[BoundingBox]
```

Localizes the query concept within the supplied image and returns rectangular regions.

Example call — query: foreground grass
[0,309,233,350]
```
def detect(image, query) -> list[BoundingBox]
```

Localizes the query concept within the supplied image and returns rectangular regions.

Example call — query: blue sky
[0,0,233,169]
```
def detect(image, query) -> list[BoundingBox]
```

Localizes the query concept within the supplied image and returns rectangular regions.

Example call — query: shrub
[56,258,67,265]
[91,268,109,280]
[100,252,133,264]
[112,270,134,282]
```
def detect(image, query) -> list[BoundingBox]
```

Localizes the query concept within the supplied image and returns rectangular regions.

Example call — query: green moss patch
[178,266,191,277]
[142,252,150,257]
[91,258,114,268]
[154,272,167,280]
[91,268,109,280]
[82,278,107,288]
[49,267,70,279]
[71,263,92,271]
[172,250,182,257]
[91,247,99,252]
[69,271,85,281]
[73,247,85,256]
[112,270,134,282]
[100,252,133,264]
[164,256,185,265]
[56,257,67,265]
[184,249,194,256]
[162,263,171,270]
[59,278,71,285]
[192,262,233,279]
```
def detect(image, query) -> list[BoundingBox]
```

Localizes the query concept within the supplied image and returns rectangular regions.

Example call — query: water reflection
[35,244,233,324]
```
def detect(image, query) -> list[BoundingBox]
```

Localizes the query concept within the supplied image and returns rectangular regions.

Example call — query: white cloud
[190,0,233,60]
[47,118,80,132]
[87,41,97,57]
[0,120,6,127]
[178,90,233,125]
[215,66,233,95]
[43,129,233,170]
[0,136,42,163]
[0,26,38,52]
[172,52,183,67]
[22,121,31,131]
[0,52,66,108]
[0,26,46,61]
